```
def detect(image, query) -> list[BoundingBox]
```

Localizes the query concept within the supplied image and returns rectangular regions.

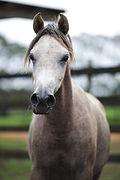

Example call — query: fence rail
[0,148,119,162]
[71,66,120,76]
[0,95,120,112]
[0,65,120,163]
[0,66,120,79]
[0,125,120,132]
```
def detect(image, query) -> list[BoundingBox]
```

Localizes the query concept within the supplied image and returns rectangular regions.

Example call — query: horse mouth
[30,92,56,114]
[32,104,53,114]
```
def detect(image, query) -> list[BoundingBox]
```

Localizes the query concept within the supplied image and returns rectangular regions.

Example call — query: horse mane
[24,24,75,65]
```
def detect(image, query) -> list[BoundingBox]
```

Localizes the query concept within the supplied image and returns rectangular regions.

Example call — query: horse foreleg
[30,167,45,180]
[76,167,93,180]
[93,170,102,180]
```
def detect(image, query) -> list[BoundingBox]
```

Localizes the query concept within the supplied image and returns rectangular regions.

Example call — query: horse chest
[32,123,95,169]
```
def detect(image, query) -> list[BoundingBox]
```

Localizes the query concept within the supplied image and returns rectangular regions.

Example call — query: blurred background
[0,0,120,179]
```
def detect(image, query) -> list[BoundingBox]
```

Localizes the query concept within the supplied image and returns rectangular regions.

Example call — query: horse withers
[25,13,110,180]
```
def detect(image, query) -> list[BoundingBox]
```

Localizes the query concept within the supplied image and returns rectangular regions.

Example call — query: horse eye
[30,53,36,64]
[61,54,69,63]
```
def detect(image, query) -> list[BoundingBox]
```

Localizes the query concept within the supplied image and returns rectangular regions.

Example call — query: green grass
[1,138,119,153]
[105,106,120,125]
[0,107,119,179]
[100,163,120,180]
[0,110,32,127]
[0,106,120,127]
[0,139,27,149]
[0,159,31,180]
[110,142,120,154]
[0,159,120,180]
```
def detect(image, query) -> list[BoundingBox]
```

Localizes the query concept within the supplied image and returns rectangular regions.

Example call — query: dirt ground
[0,131,28,140]
[0,132,120,180]
[0,132,120,142]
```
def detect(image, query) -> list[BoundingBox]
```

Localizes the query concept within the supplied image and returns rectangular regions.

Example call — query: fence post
[86,60,92,92]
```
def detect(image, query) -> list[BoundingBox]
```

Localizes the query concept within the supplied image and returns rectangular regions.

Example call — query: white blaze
[31,35,70,95]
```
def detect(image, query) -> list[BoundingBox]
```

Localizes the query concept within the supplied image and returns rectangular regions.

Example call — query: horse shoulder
[72,80,108,129]
[71,81,110,161]
[87,95,110,176]
[72,80,98,124]
[85,92,110,136]
[86,93,110,167]
[71,81,97,159]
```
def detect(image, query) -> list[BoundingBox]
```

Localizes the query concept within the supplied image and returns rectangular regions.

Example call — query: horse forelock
[24,24,75,66]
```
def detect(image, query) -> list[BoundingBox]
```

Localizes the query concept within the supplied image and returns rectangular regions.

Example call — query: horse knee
[30,167,44,180]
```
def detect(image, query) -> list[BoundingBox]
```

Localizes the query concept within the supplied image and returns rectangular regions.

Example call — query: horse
[25,13,110,180]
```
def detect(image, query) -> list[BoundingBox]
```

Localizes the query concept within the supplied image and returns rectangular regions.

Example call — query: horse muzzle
[30,92,56,114]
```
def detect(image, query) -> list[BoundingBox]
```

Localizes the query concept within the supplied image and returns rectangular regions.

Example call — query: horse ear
[33,12,44,34]
[58,14,69,35]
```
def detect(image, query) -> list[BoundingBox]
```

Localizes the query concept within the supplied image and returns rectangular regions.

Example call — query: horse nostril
[31,93,39,106]
[46,95,56,107]
[31,93,56,110]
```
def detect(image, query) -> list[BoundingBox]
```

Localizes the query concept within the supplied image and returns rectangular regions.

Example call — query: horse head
[25,13,74,114]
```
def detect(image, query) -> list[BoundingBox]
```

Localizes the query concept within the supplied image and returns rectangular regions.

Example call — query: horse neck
[55,63,73,112]
[46,63,73,130]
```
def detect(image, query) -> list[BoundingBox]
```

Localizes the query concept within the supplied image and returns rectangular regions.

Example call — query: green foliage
[111,81,120,95]
[0,89,30,99]
[112,35,120,45]
[0,89,31,114]
[0,35,26,58]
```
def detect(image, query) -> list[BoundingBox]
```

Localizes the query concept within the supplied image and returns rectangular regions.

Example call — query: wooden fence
[0,65,120,161]
[0,66,120,78]
[0,148,119,163]
[0,66,120,108]
[0,65,120,119]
